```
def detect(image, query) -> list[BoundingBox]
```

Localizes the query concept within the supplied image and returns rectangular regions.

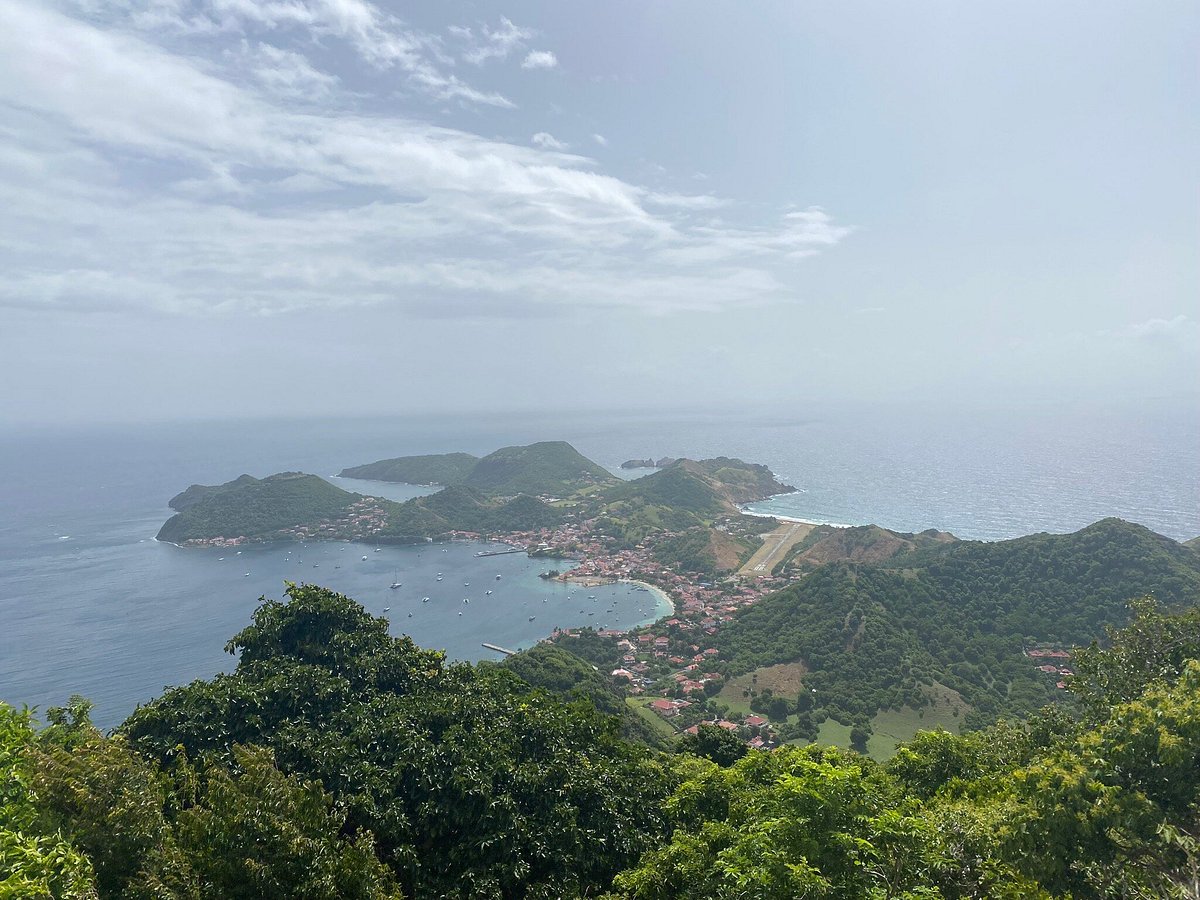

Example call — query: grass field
[625,697,680,739]
[718,662,809,718]
[811,683,969,761]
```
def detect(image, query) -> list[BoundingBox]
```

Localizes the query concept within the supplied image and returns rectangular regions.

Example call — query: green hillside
[589,458,791,547]
[372,485,564,543]
[716,518,1200,728]
[495,643,668,747]
[338,452,479,485]
[167,473,259,511]
[157,474,364,543]
[462,441,618,496]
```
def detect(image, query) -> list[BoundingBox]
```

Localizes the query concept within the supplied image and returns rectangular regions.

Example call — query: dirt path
[738,521,814,576]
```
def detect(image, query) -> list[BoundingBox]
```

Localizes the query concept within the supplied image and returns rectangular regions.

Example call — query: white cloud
[531,131,569,151]
[521,50,558,70]
[456,16,533,66]
[245,43,338,101]
[0,0,849,317]
[592,133,608,147]
[1128,315,1198,343]
[63,0,514,107]
[646,191,728,210]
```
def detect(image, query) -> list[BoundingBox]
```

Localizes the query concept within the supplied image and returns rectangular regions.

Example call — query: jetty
[474,547,527,557]
[481,642,518,656]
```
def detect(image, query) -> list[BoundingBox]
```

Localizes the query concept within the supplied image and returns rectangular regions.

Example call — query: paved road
[738,521,813,576]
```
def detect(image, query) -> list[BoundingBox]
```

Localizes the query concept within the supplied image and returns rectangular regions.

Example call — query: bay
[1,401,1195,727]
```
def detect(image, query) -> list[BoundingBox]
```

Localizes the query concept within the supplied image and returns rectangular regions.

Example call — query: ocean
[1,402,1196,727]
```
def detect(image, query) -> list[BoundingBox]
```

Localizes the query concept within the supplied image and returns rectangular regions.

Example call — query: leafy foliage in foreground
[613,600,1200,899]
[119,584,671,899]
[5,590,1198,899]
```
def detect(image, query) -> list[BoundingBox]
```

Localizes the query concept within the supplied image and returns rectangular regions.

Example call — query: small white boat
[390,582,402,589]
[528,615,536,621]
[243,572,250,577]
[382,607,390,612]
[495,575,502,580]
[485,590,492,595]
[362,556,368,561]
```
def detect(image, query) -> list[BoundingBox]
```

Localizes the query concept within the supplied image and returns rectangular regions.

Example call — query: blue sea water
[1,402,1196,727]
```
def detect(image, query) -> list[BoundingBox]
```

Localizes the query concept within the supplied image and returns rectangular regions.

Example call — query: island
[619,456,679,469]
[157,440,1200,762]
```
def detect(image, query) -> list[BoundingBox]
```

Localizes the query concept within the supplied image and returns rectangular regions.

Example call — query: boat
[362,556,368,561]
[458,611,463,616]
[382,607,390,612]
[407,612,413,618]
[390,583,402,589]
[243,573,250,577]
[496,574,502,580]
[485,590,492,595]
[528,615,536,621]
[463,598,469,604]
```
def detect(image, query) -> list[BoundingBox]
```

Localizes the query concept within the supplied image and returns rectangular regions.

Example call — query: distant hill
[591,457,793,547]
[168,474,259,511]
[716,518,1200,729]
[375,485,564,542]
[338,452,479,485]
[462,441,619,497]
[157,474,365,544]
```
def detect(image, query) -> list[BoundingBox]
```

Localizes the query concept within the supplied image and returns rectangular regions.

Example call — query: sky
[1,0,1197,425]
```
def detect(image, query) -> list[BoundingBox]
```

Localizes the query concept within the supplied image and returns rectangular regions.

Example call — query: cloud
[0,0,849,318]
[521,50,558,70]
[592,133,608,147]
[1127,315,1198,344]
[63,0,514,107]
[456,16,534,65]
[531,131,569,151]
[646,192,728,210]
[245,43,338,101]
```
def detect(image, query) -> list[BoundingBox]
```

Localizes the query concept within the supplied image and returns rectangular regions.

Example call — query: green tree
[676,725,746,767]
[0,704,96,900]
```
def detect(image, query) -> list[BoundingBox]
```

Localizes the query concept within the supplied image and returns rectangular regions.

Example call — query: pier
[474,547,527,557]
[481,642,518,656]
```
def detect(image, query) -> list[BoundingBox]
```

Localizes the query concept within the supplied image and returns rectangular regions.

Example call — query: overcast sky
[1,0,1196,425]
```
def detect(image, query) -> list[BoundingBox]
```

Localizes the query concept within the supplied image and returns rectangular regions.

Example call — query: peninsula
[157,442,1200,761]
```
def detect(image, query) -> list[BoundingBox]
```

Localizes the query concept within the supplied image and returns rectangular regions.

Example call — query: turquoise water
[1,403,1195,727]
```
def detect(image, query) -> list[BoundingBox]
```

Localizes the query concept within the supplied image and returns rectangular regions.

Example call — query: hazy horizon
[2,0,1196,426]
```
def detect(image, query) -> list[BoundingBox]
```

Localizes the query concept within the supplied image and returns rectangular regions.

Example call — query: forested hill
[716,518,1200,728]
[168,473,259,511]
[157,473,367,544]
[462,441,618,496]
[337,452,479,485]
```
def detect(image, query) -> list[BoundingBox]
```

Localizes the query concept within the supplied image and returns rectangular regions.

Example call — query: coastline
[560,572,675,623]
[741,506,855,529]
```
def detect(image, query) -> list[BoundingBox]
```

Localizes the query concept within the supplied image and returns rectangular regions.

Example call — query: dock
[481,642,518,656]
[474,547,527,557]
